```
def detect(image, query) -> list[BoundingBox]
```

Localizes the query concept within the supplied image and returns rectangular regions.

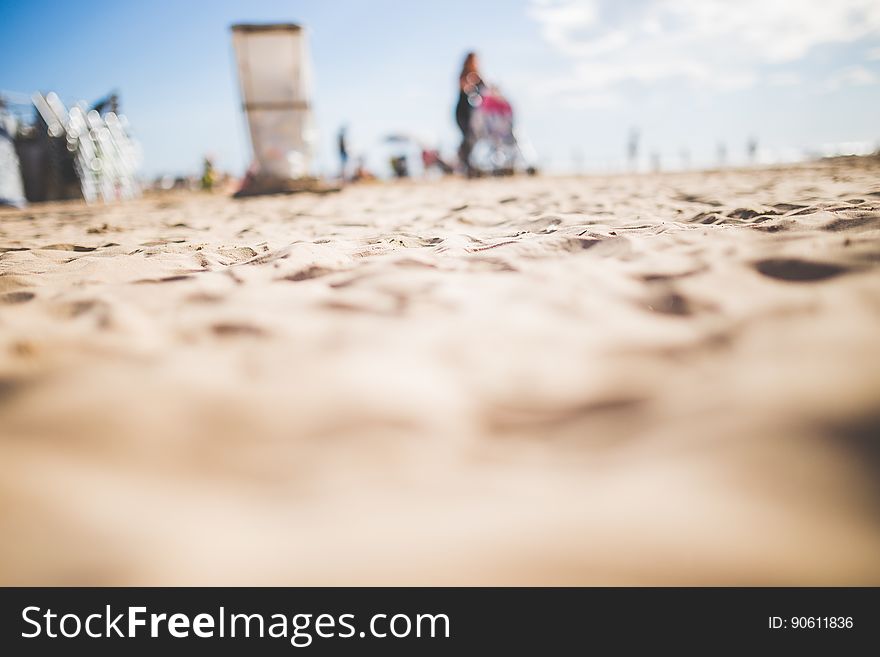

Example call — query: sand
[1,158,879,585]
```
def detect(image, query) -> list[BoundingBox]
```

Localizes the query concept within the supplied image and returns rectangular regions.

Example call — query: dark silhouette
[90,91,119,116]
[422,147,454,175]
[351,156,375,182]
[747,136,758,164]
[337,126,348,181]
[455,52,485,175]
[390,155,409,178]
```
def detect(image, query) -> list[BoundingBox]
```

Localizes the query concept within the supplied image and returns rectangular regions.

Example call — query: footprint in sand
[134,275,195,285]
[644,291,692,316]
[218,246,259,263]
[773,203,808,212]
[823,214,880,232]
[211,323,268,338]
[754,258,850,282]
[42,244,97,252]
[58,299,106,318]
[675,193,722,207]
[823,410,880,481]
[281,266,333,282]
[0,291,35,304]
[726,208,763,220]
[0,377,29,405]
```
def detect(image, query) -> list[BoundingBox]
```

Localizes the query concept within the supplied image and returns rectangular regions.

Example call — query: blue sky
[3,0,879,176]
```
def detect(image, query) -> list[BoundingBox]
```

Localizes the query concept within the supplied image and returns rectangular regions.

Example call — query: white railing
[33,91,142,203]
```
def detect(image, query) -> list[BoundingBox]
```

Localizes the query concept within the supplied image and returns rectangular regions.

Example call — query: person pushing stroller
[454,52,532,177]
[455,52,485,176]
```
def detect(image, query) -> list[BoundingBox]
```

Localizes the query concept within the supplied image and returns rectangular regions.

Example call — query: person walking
[337,126,349,182]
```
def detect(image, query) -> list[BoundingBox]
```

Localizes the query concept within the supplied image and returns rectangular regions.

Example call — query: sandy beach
[1,158,879,585]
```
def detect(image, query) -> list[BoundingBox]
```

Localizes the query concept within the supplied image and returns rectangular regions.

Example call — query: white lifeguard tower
[231,23,328,195]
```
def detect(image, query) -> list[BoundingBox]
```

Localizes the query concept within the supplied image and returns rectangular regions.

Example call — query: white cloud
[557,90,622,110]
[528,0,880,102]
[823,65,879,92]
[766,72,803,87]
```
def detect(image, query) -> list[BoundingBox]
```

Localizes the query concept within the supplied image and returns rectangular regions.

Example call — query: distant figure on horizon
[747,136,758,165]
[717,141,727,167]
[650,151,661,172]
[422,147,454,175]
[627,128,640,170]
[337,126,349,181]
[390,155,409,179]
[455,51,485,176]
[352,156,375,182]
[200,156,216,191]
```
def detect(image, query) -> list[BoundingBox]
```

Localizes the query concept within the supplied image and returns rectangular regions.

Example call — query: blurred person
[627,128,640,170]
[717,141,728,167]
[747,136,758,165]
[338,126,349,181]
[422,146,454,175]
[650,151,661,172]
[455,51,485,175]
[352,156,375,182]
[201,156,216,191]
[390,155,409,178]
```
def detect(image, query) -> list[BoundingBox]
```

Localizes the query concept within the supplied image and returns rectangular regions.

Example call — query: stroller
[467,87,536,176]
